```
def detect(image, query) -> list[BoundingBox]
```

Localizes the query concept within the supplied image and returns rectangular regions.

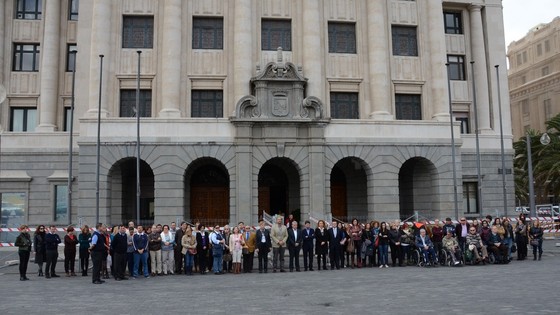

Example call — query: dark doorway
[258,158,300,219]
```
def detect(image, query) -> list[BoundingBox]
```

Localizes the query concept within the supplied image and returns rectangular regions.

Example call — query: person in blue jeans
[132,225,150,278]
[210,225,225,274]
[377,222,390,268]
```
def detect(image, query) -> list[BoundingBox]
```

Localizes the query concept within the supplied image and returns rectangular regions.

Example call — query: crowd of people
[13,213,546,283]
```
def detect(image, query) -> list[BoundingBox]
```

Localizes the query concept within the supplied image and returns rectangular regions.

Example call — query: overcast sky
[502,0,560,46]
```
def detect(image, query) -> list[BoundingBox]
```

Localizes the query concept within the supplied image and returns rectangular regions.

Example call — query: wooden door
[258,186,270,220]
[191,187,229,225]
[331,183,347,219]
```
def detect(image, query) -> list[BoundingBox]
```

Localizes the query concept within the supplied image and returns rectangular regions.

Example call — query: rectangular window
[119,90,152,117]
[463,182,479,214]
[521,99,529,118]
[64,107,72,132]
[122,16,154,48]
[392,26,418,56]
[191,90,223,118]
[443,11,463,34]
[522,51,527,63]
[454,112,470,134]
[10,107,36,132]
[15,0,41,20]
[68,0,79,21]
[328,22,356,54]
[521,76,526,84]
[66,44,77,72]
[544,99,552,121]
[395,94,422,120]
[192,17,223,50]
[330,92,359,119]
[516,53,522,66]
[12,44,40,71]
[545,40,551,52]
[1,192,27,228]
[537,43,543,56]
[261,19,292,51]
[447,55,466,80]
[542,66,550,76]
[54,185,68,222]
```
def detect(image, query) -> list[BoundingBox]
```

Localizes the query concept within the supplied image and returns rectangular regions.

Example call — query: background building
[508,16,560,141]
[0,0,513,229]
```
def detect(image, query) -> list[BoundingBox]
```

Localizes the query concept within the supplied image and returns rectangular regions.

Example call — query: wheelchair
[441,247,464,266]
[464,245,495,265]
[410,244,438,267]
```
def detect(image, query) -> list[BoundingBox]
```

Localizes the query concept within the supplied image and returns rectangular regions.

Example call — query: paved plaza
[0,241,559,314]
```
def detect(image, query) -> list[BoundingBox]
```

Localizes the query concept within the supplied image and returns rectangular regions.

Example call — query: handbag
[374,236,379,248]
[530,239,539,246]
[242,247,249,255]
[511,244,517,253]
[346,239,355,253]
[188,248,197,255]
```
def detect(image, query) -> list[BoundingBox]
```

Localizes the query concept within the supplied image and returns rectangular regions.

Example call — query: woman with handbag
[350,218,363,268]
[314,220,329,270]
[229,226,244,274]
[528,220,544,261]
[181,226,197,275]
[515,215,528,260]
[33,225,47,277]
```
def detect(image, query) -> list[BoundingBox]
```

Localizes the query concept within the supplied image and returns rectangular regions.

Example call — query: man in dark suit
[255,220,271,273]
[196,225,210,274]
[287,221,303,272]
[301,220,315,271]
[328,220,342,270]
[455,217,470,251]
[111,225,129,281]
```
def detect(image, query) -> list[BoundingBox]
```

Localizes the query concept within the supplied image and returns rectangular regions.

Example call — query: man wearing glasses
[210,225,225,274]
[455,217,470,251]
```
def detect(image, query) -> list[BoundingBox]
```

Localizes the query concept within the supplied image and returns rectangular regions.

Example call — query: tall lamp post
[445,63,459,220]
[495,65,508,217]
[527,132,551,218]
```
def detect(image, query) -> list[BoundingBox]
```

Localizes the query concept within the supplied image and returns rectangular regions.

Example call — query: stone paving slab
[0,245,558,314]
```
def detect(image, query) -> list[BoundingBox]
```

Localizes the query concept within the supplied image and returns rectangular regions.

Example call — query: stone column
[86,0,111,118]
[427,0,450,121]
[36,0,61,132]
[0,0,5,131]
[302,0,324,101]
[159,0,182,118]
[234,123,253,225]
[307,125,327,220]
[469,5,491,133]
[233,0,253,104]
[367,0,393,120]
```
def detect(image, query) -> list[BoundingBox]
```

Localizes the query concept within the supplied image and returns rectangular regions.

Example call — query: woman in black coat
[196,225,209,274]
[33,225,46,277]
[15,225,32,281]
[314,220,329,270]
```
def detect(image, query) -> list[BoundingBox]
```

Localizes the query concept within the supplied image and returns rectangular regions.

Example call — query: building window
[454,112,470,134]
[122,16,154,49]
[192,17,223,50]
[66,44,77,72]
[15,0,41,20]
[10,107,37,132]
[119,90,152,117]
[64,107,72,132]
[392,26,418,56]
[330,92,359,119]
[54,185,68,222]
[516,53,522,66]
[520,76,526,85]
[261,19,291,51]
[328,22,356,54]
[68,0,79,21]
[191,90,223,118]
[522,51,527,63]
[544,99,552,121]
[1,192,27,228]
[395,94,422,120]
[12,44,40,71]
[463,182,479,214]
[545,40,551,52]
[542,66,550,76]
[443,11,463,34]
[537,43,543,56]
[447,55,466,80]
[521,99,529,118]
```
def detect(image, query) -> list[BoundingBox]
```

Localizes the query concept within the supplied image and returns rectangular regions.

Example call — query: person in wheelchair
[415,229,438,266]
[466,226,488,264]
[442,230,462,265]
[488,225,509,264]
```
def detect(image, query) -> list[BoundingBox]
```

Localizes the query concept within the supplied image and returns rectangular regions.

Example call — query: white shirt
[260,230,266,243]
[293,230,298,242]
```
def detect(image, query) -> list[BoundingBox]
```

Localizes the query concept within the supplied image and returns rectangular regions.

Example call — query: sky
[502,0,560,46]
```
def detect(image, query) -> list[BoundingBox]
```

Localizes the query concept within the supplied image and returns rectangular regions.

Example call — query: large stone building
[0,0,513,229]
[508,16,560,141]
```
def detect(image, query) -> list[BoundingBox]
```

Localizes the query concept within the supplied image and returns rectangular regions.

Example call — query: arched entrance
[185,158,229,226]
[108,158,155,225]
[399,157,438,220]
[258,158,300,220]
[330,157,368,222]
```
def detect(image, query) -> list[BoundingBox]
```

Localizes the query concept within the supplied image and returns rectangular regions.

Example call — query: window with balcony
[330,92,359,119]
[122,16,154,49]
[12,43,40,71]
[15,0,41,20]
[191,90,223,118]
[328,22,356,54]
[10,107,37,132]
[193,17,223,50]
[392,26,418,56]
[119,89,152,117]
[261,19,292,51]
[395,94,422,120]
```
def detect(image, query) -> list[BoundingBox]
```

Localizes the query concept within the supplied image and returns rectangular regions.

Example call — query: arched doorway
[330,157,368,222]
[399,157,438,220]
[108,158,155,225]
[258,158,300,220]
[185,158,229,226]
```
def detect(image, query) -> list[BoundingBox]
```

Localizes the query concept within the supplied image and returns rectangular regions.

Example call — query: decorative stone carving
[233,47,325,121]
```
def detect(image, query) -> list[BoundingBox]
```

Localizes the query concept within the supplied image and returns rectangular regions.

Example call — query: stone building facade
[0,0,514,228]
[508,17,560,141]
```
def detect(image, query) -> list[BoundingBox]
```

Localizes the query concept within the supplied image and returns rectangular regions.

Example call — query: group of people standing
[12,213,548,282]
